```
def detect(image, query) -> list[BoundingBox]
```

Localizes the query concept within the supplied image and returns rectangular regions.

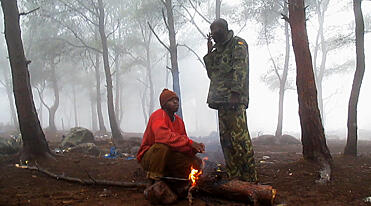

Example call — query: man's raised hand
[207,32,213,54]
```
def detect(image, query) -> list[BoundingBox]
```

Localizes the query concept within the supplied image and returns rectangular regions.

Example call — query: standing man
[203,18,257,182]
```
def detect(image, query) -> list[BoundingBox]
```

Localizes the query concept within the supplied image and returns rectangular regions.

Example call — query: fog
[0,0,370,139]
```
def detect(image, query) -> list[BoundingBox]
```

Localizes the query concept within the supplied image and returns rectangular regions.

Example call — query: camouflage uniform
[203,30,257,182]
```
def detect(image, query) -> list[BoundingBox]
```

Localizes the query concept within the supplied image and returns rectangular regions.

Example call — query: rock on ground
[61,127,95,148]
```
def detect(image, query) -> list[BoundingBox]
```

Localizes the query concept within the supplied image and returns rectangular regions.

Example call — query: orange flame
[188,166,202,186]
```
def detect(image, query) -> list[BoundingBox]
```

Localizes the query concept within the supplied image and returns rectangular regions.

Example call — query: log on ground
[197,177,276,206]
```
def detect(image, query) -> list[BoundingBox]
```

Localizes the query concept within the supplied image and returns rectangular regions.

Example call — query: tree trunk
[313,0,329,124]
[288,0,332,164]
[344,0,365,156]
[35,83,46,128]
[317,38,327,125]
[275,2,290,138]
[48,66,59,133]
[1,0,50,159]
[97,0,123,142]
[145,42,154,117]
[61,118,65,131]
[94,51,106,134]
[72,83,78,127]
[114,25,124,126]
[141,90,148,125]
[2,72,18,129]
[316,63,325,125]
[114,52,122,125]
[90,90,98,132]
[215,0,221,19]
[165,0,183,118]
[165,52,170,88]
[37,98,43,128]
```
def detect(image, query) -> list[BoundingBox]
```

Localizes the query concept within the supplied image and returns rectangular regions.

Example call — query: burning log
[186,160,276,205]
[195,175,276,206]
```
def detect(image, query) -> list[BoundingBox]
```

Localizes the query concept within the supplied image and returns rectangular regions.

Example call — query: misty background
[0,0,370,139]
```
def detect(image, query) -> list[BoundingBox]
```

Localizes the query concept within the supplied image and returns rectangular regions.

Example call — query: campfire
[186,162,276,206]
[188,166,202,187]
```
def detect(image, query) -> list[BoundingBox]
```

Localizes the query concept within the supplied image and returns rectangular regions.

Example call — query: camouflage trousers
[218,105,258,182]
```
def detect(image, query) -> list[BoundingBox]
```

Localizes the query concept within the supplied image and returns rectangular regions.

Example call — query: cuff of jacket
[188,139,193,146]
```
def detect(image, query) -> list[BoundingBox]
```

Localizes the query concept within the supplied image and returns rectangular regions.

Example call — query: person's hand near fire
[191,141,205,153]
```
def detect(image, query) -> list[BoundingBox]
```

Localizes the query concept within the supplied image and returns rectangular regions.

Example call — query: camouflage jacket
[203,30,249,109]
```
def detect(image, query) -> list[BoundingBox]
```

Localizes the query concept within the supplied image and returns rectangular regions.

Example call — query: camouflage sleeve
[231,40,248,95]
[203,53,213,78]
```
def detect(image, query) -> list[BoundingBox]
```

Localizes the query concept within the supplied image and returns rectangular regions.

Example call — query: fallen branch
[15,164,148,189]
[19,7,40,16]
[197,176,276,206]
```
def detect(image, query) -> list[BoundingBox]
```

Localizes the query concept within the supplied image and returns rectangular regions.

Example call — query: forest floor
[0,136,371,206]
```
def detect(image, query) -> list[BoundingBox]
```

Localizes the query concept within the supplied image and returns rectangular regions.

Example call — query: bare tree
[48,0,122,140]
[127,0,163,123]
[244,0,292,137]
[36,56,61,133]
[312,0,329,124]
[0,68,18,129]
[97,0,123,141]
[286,0,332,182]
[275,3,290,137]
[1,0,51,160]
[149,0,184,118]
[24,11,67,134]
[89,88,98,131]
[344,0,366,156]
[92,48,107,134]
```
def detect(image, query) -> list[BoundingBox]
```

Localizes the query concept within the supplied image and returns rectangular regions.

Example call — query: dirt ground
[0,137,371,206]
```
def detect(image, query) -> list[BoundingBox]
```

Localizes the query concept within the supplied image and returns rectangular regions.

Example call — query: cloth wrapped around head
[160,88,178,108]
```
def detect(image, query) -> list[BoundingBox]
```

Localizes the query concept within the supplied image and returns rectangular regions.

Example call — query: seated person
[137,88,205,182]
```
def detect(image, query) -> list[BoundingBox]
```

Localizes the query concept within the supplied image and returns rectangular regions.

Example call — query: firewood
[196,176,276,206]
[15,163,148,188]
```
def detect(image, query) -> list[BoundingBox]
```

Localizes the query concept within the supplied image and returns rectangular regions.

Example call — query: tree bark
[275,2,290,138]
[2,69,18,129]
[94,51,106,134]
[165,0,183,118]
[37,64,59,134]
[344,0,365,156]
[97,0,123,142]
[114,52,122,125]
[37,98,43,128]
[90,89,98,132]
[141,90,148,125]
[145,39,154,117]
[35,83,46,128]
[215,0,221,19]
[72,82,78,127]
[313,0,329,124]
[165,53,170,88]
[48,65,59,133]
[113,24,124,126]
[1,0,50,159]
[288,0,332,165]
